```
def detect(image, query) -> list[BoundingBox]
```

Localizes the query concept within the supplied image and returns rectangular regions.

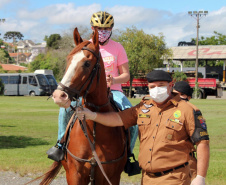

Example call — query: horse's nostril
[61,93,66,98]
[61,92,68,99]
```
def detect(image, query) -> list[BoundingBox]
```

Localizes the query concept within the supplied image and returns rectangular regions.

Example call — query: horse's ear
[92,28,99,51]
[73,27,83,45]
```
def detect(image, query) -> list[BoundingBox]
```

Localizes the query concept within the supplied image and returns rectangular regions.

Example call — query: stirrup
[46,144,65,162]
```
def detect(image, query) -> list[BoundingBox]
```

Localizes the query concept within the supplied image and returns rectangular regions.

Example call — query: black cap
[146,70,172,83]
[174,81,192,97]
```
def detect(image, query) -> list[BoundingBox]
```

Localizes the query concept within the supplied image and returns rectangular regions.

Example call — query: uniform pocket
[163,119,184,143]
[137,117,151,142]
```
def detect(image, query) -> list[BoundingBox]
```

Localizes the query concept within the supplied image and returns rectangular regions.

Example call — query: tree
[28,51,66,81]
[190,31,226,67]
[45,34,62,49]
[192,31,226,45]
[172,71,187,82]
[0,49,11,64]
[116,26,172,97]
[3,31,24,43]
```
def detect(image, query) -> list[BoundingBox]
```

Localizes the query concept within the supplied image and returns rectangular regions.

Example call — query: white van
[34,70,58,94]
[0,73,50,96]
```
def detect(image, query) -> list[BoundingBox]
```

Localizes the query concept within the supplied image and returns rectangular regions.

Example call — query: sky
[0,0,226,47]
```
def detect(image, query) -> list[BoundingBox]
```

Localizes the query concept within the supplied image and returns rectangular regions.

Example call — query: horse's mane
[67,40,91,62]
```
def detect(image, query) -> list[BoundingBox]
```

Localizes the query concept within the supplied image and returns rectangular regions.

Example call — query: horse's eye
[84,61,90,68]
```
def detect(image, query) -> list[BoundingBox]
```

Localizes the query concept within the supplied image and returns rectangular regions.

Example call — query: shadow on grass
[0,125,16,128]
[0,136,49,149]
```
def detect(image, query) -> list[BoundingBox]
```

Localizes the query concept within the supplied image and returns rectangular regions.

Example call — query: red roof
[9,53,32,57]
[0,64,28,71]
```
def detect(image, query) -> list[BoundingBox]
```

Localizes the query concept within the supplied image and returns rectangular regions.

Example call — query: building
[9,52,32,64]
[17,40,46,63]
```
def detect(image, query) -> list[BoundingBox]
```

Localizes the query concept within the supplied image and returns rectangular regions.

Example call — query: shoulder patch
[191,110,209,144]
[197,115,207,130]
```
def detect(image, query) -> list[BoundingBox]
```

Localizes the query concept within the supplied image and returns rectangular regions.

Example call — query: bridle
[58,45,101,101]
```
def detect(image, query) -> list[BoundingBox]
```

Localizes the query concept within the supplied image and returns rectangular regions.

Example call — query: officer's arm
[196,141,210,177]
[95,112,123,127]
[77,107,123,127]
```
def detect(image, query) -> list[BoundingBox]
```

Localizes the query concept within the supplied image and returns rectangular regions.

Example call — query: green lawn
[0,96,225,184]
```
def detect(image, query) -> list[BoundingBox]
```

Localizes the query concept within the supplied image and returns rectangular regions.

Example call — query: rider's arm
[107,63,130,85]
[114,62,130,84]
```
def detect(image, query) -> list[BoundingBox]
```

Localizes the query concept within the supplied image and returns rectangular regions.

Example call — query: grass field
[0,96,226,184]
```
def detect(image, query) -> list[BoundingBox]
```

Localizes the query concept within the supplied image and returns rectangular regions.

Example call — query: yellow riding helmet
[90,11,114,28]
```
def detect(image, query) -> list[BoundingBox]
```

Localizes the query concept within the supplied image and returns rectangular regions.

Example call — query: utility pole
[188,11,208,99]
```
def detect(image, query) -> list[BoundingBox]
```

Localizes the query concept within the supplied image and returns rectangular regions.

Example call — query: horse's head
[52,27,103,108]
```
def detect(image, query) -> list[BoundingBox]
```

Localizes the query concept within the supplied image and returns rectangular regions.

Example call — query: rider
[47,11,138,161]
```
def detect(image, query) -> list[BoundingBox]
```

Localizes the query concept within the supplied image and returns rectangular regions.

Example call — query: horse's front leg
[65,160,90,185]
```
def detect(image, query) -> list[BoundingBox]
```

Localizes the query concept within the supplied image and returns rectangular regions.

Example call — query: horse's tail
[25,161,62,185]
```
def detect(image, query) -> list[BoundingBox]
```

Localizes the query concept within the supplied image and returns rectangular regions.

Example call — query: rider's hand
[76,107,97,121]
[191,175,205,185]
[106,75,114,87]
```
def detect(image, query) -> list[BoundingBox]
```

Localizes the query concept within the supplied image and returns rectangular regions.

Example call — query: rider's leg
[57,101,77,147]
[47,99,81,161]
[111,90,138,153]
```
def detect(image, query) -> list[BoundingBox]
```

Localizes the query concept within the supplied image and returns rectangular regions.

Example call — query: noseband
[58,46,101,101]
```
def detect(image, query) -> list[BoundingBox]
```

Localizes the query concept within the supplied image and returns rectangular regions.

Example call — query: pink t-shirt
[99,39,128,92]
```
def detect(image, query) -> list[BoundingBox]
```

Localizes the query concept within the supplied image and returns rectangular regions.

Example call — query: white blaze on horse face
[60,51,85,87]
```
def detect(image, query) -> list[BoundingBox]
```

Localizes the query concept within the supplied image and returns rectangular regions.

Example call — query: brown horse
[39,28,127,185]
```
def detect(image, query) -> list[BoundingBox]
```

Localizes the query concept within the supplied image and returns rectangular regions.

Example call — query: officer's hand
[76,107,97,121]
[191,175,205,185]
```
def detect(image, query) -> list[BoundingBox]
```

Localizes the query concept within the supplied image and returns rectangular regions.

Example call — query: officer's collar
[168,92,180,106]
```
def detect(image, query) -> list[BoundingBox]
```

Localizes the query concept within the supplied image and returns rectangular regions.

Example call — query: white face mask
[149,86,169,103]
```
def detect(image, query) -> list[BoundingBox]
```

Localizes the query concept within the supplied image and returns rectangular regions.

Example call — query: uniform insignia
[167,134,172,140]
[142,109,150,113]
[144,104,153,108]
[173,110,181,118]
[139,114,150,118]
[169,119,183,125]
[198,116,207,130]
[200,131,208,136]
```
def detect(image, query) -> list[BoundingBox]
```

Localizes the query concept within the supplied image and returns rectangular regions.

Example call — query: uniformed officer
[174,81,193,101]
[77,70,210,185]
[174,81,198,181]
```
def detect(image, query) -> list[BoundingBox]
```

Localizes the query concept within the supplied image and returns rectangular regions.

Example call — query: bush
[0,79,4,95]
[172,71,187,82]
